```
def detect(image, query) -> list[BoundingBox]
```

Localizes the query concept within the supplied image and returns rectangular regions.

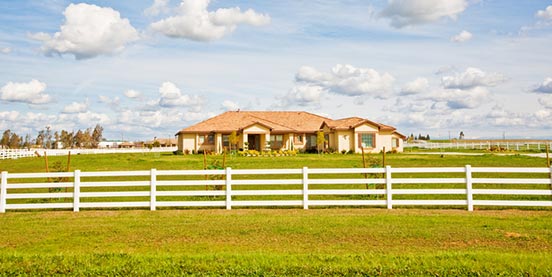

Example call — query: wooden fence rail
[1,166,551,213]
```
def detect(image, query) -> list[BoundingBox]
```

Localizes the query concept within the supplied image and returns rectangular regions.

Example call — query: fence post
[150,168,156,211]
[303,167,309,210]
[73,170,80,212]
[226,167,232,210]
[0,171,7,213]
[385,166,392,210]
[465,165,473,212]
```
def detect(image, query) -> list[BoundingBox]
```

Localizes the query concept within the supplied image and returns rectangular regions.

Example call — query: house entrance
[247,134,261,151]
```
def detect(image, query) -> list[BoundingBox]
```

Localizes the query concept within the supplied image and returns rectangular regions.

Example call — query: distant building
[144,138,177,148]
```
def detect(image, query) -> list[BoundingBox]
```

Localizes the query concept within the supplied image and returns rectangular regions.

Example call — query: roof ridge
[245,112,299,131]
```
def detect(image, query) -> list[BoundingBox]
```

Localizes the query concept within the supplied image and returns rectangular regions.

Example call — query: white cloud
[380,0,468,28]
[532,77,552,94]
[158,81,203,107]
[222,100,240,111]
[124,89,141,98]
[451,30,472,43]
[441,87,490,109]
[144,0,170,16]
[0,47,11,54]
[32,3,139,59]
[0,111,20,121]
[536,5,552,20]
[400,78,429,95]
[538,95,552,108]
[150,0,270,41]
[283,84,324,106]
[295,64,395,98]
[76,111,112,126]
[62,100,88,113]
[441,67,506,89]
[0,79,52,104]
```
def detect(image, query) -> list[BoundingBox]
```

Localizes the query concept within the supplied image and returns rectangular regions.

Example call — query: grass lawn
[1,153,551,275]
[0,209,551,276]
[0,151,549,173]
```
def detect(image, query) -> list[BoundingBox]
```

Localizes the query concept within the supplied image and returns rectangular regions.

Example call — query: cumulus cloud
[158,81,203,107]
[400,78,429,95]
[150,0,270,41]
[429,87,490,109]
[296,64,395,98]
[31,3,139,59]
[451,30,472,42]
[124,89,141,98]
[281,84,325,107]
[532,77,552,94]
[144,0,170,16]
[536,5,552,20]
[0,47,11,54]
[0,79,52,104]
[380,0,468,28]
[441,67,506,89]
[538,95,552,108]
[222,100,240,111]
[62,100,89,113]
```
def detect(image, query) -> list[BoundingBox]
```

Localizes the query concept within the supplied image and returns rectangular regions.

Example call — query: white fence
[1,166,551,213]
[0,147,178,160]
[405,141,552,151]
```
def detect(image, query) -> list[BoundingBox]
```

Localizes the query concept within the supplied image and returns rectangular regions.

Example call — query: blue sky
[1,0,552,141]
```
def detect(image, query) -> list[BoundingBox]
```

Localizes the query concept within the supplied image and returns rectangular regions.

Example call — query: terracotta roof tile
[177,111,403,137]
[177,111,332,134]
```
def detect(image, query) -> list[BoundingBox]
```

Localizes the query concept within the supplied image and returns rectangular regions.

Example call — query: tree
[92,124,103,148]
[60,130,74,149]
[1,130,11,148]
[8,133,21,148]
[316,130,326,154]
[228,131,239,152]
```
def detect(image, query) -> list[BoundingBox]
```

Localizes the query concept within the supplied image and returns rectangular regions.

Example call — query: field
[1,152,551,275]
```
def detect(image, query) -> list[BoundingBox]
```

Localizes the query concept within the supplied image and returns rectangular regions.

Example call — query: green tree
[316,130,326,154]
[228,131,239,152]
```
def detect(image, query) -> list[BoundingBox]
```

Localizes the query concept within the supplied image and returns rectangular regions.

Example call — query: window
[306,134,317,149]
[294,134,303,144]
[359,133,375,148]
[392,138,399,148]
[207,134,214,144]
[270,134,283,149]
[222,135,229,147]
[198,134,215,145]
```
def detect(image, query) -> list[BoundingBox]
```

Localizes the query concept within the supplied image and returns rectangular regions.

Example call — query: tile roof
[177,111,332,134]
[177,111,403,137]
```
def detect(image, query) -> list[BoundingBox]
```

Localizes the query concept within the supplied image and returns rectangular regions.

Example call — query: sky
[1,0,552,141]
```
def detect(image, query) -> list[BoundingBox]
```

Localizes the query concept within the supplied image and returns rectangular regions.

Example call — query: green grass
[0,209,551,276]
[1,153,551,275]
[0,151,548,173]
[2,152,551,209]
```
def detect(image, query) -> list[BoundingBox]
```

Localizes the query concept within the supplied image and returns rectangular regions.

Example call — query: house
[175,111,405,154]
[144,137,177,148]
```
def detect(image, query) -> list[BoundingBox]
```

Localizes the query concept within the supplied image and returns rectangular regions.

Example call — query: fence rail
[1,166,551,213]
[405,141,552,151]
[0,147,178,160]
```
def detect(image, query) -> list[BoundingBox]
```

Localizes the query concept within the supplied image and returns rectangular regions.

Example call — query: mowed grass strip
[0,151,548,173]
[0,209,551,275]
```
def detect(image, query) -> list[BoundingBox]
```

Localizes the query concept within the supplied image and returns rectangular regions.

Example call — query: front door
[247,134,261,151]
